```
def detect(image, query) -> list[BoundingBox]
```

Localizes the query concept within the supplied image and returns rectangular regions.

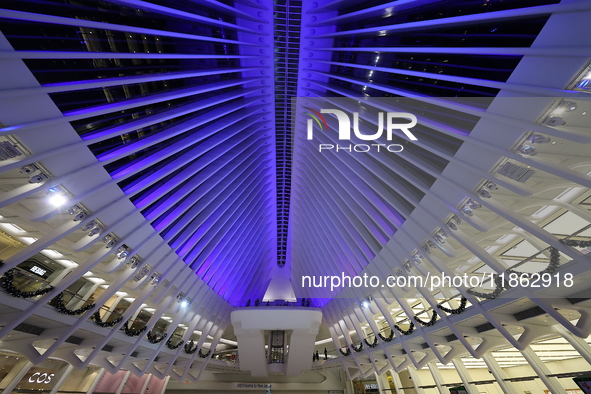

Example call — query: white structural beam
[482,353,519,394]
[520,347,567,394]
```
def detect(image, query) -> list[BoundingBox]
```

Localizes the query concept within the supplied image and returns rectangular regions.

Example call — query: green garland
[394,322,414,335]
[339,347,351,356]
[437,297,467,315]
[2,269,54,298]
[364,337,378,348]
[147,331,167,344]
[92,311,123,328]
[413,311,438,327]
[184,340,198,354]
[52,292,95,315]
[378,330,394,342]
[166,337,184,350]
[123,321,147,337]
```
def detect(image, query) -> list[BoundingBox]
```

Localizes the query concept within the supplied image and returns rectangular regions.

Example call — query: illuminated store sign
[28,372,55,384]
[29,266,47,276]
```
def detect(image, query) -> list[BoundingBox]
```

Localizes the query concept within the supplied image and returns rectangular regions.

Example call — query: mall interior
[0,1,591,394]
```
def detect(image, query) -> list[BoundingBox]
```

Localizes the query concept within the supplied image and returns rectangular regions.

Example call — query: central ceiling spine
[273,0,302,270]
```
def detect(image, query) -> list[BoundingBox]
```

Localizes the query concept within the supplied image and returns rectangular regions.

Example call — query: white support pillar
[341,368,354,394]
[554,324,591,365]
[85,368,105,394]
[49,267,75,287]
[102,294,126,321]
[376,372,387,394]
[49,364,75,394]
[130,305,145,322]
[139,374,152,394]
[114,371,131,394]
[0,359,32,394]
[380,372,393,393]
[390,369,405,394]
[521,347,567,394]
[482,353,519,394]
[427,362,446,394]
[452,358,478,394]
[158,376,170,394]
[406,367,426,394]
[71,282,102,309]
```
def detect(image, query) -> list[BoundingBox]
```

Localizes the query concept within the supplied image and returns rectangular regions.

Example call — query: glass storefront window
[131,311,153,331]
[10,255,63,295]
[57,365,101,394]
[151,317,168,335]
[12,358,69,394]
[0,352,24,391]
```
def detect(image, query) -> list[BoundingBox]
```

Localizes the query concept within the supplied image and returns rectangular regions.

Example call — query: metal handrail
[233,298,319,308]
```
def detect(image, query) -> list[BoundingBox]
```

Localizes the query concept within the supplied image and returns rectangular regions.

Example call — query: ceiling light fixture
[47,188,68,207]
[477,188,492,198]
[29,173,48,184]
[72,211,87,221]
[150,273,161,285]
[116,245,130,259]
[461,199,482,216]
[543,116,565,127]
[127,256,140,269]
[67,205,81,215]
[461,204,473,216]
[82,220,96,231]
[435,229,447,244]
[517,144,537,156]
[361,297,372,308]
[447,215,461,230]
[527,134,551,144]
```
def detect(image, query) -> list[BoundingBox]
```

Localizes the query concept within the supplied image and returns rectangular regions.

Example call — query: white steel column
[452,358,478,394]
[49,364,75,394]
[158,376,170,394]
[72,282,103,309]
[406,367,426,394]
[0,359,32,394]
[520,347,567,394]
[389,369,405,394]
[114,371,131,394]
[427,362,446,394]
[139,374,152,394]
[554,325,591,365]
[380,372,393,393]
[341,368,355,394]
[482,353,519,394]
[85,368,105,394]
[376,372,386,394]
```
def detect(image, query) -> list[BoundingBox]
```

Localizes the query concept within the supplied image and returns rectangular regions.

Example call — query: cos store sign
[28,372,55,384]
